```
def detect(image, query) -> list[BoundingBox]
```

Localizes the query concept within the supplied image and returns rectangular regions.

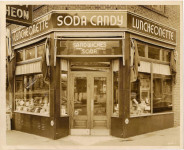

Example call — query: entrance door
[70,72,111,135]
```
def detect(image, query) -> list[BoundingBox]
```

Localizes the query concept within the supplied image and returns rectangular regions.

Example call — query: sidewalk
[6,126,180,147]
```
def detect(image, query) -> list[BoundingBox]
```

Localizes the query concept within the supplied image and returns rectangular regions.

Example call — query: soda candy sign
[55,13,126,27]
[6,5,33,26]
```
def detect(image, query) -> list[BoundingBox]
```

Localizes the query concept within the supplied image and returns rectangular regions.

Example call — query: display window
[153,75,172,113]
[15,74,50,116]
[60,59,68,116]
[130,39,173,117]
[112,59,119,117]
[130,73,151,117]
[113,71,119,117]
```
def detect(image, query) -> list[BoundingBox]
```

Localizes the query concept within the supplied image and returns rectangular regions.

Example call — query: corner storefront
[10,10,177,139]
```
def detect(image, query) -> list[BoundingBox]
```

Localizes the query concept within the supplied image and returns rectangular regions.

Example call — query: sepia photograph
[0,1,183,149]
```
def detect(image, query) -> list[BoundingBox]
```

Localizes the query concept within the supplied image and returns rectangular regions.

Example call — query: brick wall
[8,5,181,126]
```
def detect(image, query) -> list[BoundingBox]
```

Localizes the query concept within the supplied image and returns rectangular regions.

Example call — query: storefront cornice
[11,10,177,47]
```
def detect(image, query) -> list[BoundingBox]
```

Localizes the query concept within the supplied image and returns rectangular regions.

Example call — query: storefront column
[49,33,69,139]
[111,32,131,137]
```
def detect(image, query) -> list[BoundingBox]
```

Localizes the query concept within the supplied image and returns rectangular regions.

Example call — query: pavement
[5,126,182,149]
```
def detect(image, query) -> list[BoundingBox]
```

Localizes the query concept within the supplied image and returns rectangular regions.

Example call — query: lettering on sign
[73,41,106,54]
[57,15,124,27]
[57,40,122,55]
[128,13,176,43]
[12,15,50,42]
[6,5,32,26]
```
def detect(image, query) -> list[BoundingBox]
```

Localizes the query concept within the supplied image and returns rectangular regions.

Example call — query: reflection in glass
[74,77,87,115]
[94,77,106,116]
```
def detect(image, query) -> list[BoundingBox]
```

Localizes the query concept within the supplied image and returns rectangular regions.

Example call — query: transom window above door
[70,62,111,72]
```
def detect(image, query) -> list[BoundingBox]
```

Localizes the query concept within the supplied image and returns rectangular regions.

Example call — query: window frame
[14,73,50,117]
[130,41,173,118]
[16,42,45,64]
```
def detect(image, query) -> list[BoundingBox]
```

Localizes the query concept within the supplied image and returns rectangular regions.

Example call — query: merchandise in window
[15,74,50,116]
[153,75,172,113]
[130,73,151,116]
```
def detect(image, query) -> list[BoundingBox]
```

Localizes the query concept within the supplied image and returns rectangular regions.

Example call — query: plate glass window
[25,47,35,60]
[148,46,160,60]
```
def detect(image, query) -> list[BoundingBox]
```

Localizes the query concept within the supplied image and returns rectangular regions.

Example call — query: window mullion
[151,62,153,114]
[145,45,148,58]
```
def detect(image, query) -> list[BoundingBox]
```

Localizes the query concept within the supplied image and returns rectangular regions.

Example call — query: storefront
[10,10,177,139]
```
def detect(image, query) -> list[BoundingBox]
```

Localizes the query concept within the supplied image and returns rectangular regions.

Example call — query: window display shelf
[15,90,49,95]
[130,111,173,118]
[14,111,49,117]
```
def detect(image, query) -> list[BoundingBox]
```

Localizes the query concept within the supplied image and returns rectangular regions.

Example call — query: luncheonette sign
[11,11,176,45]
[6,5,33,26]
[127,13,176,43]
[12,14,51,43]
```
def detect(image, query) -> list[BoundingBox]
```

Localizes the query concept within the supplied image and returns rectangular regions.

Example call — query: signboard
[11,11,176,46]
[57,40,122,55]
[6,5,33,26]
[127,13,176,43]
[12,13,52,43]
[51,12,127,28]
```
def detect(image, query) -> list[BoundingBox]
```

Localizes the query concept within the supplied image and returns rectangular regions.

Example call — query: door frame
[69,71,112,135]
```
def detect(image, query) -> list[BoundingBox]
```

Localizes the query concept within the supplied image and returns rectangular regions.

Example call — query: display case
[14,74,50,116]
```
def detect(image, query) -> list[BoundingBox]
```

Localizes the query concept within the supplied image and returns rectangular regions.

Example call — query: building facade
[6,5,180,139]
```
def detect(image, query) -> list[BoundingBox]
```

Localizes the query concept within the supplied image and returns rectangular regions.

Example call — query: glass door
[70,72,110,135]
